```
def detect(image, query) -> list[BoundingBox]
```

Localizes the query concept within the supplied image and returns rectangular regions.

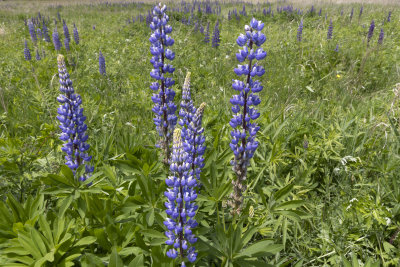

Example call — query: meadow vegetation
[0,0,400,266]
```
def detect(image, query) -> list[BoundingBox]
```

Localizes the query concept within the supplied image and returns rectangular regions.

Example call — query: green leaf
[142,229,165,239]
[146,208,154,227]
[274,184,294,203]
[236,240,283,258]
[275,200,305,210]
[342,256,351,267]
[109,247,123,267]
[75,236,96,247]
[128,254,145,267]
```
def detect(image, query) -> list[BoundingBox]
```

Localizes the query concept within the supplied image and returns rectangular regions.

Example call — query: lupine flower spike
[24,40,31,61]
[211,20,221,48]
[297,19,303,42]
[327,19,333,40]
[64,38,70,51]
[149,3,177,164]
[334,44,339,52]
[53,27,62,51]
[179,72,195,128]
[63,21,70,42]
[350,8,354,22]
[183,103,206,184]
[367,20,375,45]
[99,51,106,75]
[35,48,41,61]
[229,18,266,215]
[204,22,210,43]
[164,128,199,264]
[378,28,384,45]
[56,55,94,182]
[73,24,80,44]
[28,20,37,43]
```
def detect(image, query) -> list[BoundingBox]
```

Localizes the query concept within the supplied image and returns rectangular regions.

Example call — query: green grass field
[0,0,400,266]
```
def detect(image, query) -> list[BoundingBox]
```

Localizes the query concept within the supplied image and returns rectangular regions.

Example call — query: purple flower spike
[350,8,354,22]
[367,20,375,44]
[378,28,384,45]
[63,20,70,42]
[56,55,94,182]
[229,18,266,215]
[164,128,201,264]
[297,19,303,42]
[73,24,80,44]
[53,27,62,51]
[64,38,70,51]
[28,20,37,43]
[204,22,210,43]
[35,48,41,61]
[149,3,177,164]
[211,20,220,48]
[42,22,50,42]
[327,19,333,40]
[99,51,106,75]
[24,40,31,61]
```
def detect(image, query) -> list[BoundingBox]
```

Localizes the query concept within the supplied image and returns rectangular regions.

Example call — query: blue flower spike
[56,55,94,182]
[149,3,177,164]
[229,18,266,215]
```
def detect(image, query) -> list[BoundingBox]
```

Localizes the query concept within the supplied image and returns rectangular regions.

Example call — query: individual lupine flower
[35,48,41,60]
[334,44,339,52]
[204,22,210,43]
[53,27,62,51]
[378,28,384,45]
[350,7,354,22]
[359,6,363,19]
[297,19,303,42]
[340,9,343,16]
[179,72,195,128]
[63,20,70,42]
[28,20,37,43]
[64,38,70,51]
[149,3,177,164]
[229,18,266,215]
[24,40,31,61]
[56,55,94,182]
[387,11,392,22]
[57,11,61,21]
[327,19,333,40]
[367,20,375,44]
[73,23,79,44]
[211,20,220,48]
[318,8,322,16]
[199,24,204,34]
[42,22,50,42]
[99,51,106,75]
[164,129,198,264]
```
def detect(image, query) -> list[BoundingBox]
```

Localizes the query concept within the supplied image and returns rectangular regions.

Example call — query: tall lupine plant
[229,18,266,215]
[149,3,177,164]
[56,55,94,182]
